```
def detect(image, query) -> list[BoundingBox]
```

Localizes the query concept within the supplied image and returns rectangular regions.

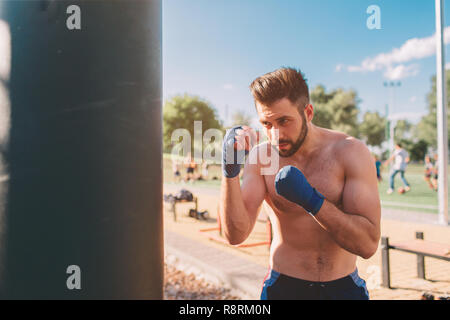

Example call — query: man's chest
[264,155,345,212]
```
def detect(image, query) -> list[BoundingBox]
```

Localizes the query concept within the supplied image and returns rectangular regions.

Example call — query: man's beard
[275,114,308,158]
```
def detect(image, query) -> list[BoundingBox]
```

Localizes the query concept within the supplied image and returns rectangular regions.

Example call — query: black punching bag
[0,0,163,299]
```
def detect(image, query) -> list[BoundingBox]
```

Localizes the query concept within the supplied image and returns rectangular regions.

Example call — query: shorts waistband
[271,268,360,288]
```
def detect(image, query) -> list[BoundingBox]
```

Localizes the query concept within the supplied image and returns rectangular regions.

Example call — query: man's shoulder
[329,133,368,156]
[328,134,371,169]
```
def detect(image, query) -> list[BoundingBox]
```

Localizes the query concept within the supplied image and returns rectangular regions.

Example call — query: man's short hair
[249,67,309,111]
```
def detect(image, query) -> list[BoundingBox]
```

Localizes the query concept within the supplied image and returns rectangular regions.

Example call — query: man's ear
[304,104,314,122]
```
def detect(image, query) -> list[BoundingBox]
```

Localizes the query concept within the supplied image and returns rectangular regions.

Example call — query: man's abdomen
[269,217,357,282]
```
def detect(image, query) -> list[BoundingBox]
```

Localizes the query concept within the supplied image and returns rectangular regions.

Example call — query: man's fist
[275,166,325,216]
[222,126,258,178]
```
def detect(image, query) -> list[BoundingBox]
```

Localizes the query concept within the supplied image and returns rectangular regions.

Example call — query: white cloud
[409,96,417,103]
[446,62,450,70]
[383,64,420,81]
[335,64,344,72]
[337,26,450,80]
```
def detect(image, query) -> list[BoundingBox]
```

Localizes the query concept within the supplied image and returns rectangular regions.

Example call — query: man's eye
[279,119,288,125]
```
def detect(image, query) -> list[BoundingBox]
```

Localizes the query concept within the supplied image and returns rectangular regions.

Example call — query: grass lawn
[164,154,448,214]
[377,163,450,214]
[163,153,222,187]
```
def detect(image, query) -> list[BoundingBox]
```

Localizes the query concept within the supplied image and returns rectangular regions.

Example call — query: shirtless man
[220,68,381,300]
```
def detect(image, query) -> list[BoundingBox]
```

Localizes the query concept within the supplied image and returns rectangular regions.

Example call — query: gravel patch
[164,263,242,300]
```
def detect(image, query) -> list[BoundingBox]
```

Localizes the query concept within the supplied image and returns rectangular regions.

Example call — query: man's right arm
[219,130,266,245]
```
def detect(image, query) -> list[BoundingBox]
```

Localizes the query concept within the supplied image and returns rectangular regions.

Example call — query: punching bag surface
[1,0,163,299]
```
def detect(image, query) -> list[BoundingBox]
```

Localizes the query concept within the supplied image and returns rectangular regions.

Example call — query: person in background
[424,155,436,191]
[184,153,197,182]
[384,142,410,194]
[432,154,438,191]
[374,154,382,182]
[172,158,181,183]
[201,161,209,180]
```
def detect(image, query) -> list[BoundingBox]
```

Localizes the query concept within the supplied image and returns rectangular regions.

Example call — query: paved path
[381,207,443,225]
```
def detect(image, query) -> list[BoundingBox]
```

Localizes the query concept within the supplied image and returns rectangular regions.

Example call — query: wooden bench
[168,197,198,222]
[381,231,450,288]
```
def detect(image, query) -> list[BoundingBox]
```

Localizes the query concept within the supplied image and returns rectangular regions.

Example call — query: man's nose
[270,127,285,142]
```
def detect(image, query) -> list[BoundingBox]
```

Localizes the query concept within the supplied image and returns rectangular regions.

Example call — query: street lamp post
[384,81,402,157]
[435,0,448,226]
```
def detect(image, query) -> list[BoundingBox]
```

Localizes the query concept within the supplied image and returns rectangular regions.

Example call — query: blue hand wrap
[275,166,325,216]
[222,126,248,178]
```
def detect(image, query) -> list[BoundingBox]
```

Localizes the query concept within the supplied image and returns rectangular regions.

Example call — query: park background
[162,0,450,214]
[160,0,450,300]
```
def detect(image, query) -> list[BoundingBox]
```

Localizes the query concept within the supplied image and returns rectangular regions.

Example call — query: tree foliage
[359,111,386,147]
[163,94,223,152]
[394,119,412,143]
[408,140,429,162]
[415,70,450,148]
[311,85,360,138]
[231,110,253,127]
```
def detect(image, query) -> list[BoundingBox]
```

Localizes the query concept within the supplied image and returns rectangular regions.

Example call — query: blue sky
[163,0,450,127]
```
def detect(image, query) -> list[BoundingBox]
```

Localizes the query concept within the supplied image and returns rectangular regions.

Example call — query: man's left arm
[313,140,381,259]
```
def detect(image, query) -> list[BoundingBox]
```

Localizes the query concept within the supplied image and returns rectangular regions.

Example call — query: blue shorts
[260,269,369,300]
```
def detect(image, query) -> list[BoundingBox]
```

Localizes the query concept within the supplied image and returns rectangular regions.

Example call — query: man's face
[256,98,308,157]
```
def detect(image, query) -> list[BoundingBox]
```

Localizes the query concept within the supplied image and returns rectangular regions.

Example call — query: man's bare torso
[257,129,357,281]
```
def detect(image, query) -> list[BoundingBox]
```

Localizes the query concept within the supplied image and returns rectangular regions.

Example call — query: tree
[415,113,437,148]
[231,110,253,127]
[394,119,412,142]
[311,85,333,129]
[408,140,429,162]
[395,138,428,162]
[359,111,386,147]
[310,84,334,104]
[163,94,223,152]
[311,85,360,138]
[415,70,450,148]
